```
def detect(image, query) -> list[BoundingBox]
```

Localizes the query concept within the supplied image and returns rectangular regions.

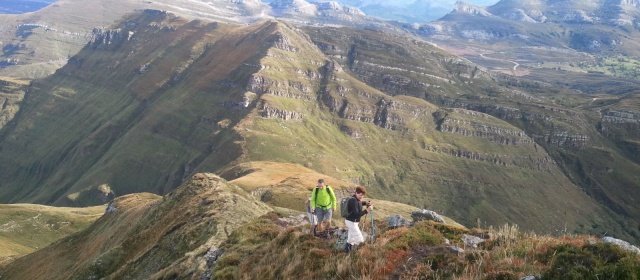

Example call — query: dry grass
[216,217,639,280]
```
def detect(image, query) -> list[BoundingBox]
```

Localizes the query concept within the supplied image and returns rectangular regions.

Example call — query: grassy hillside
[0,173,271,279]
[0,203,104,264]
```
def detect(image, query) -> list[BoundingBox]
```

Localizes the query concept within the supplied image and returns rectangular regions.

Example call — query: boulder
[334,228,349,251]
[448,246,465,254]
[277,214,308,227]
[463,234,485,249]
[411,209,445,224]
[387,215,409,228]
[602,237,640,255]
[201,248,223,280]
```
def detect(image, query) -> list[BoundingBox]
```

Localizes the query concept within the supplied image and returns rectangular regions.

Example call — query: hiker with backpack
[310,179,337,236]
[343,186,372,253]
[310,179,338,235]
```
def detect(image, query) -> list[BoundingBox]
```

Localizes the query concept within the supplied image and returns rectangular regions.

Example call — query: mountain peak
[269,0,318,16]
[452,1,493,17]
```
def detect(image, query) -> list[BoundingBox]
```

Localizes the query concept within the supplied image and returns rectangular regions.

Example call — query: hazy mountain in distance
[410,0,640,57]
[337,0,499,22]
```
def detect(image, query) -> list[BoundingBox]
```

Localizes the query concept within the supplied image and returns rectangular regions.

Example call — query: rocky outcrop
[423,144,556,170]
[602,110,640,124]
[247,74,313,100]
[426,96,525,121]
[411,209,446,224]
[387,215,409,229]
[339,103,376,123]
[64,183,116,207]
[600,109,640,137]
[223,92,257,110]
[463,234,485,248]
[374,99,403,130]
[537,131,590,149]
[438,116,534,145]
[323,94,408,130]
[260,103,303,121]
[201,247,224,280]
[270,32,298,52]
[89,28,133,48]
[138,63,150,74]
[434,109,534,145]
[602,236,640,255]
[105,202,118,214]
[339,124,363,139]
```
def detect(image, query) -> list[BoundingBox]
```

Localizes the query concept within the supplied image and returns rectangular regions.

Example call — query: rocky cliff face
[601,109,640,132]
[89,28,134,49]
[436,108,535,146]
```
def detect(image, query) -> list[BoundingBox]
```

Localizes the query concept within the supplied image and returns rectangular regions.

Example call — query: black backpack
[340,197,351,218]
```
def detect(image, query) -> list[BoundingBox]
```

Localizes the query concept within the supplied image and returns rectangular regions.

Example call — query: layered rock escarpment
[436,109,535,146]
[601,109,640,135]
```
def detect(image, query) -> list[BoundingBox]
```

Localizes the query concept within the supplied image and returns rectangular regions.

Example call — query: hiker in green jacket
[310,178,337,236]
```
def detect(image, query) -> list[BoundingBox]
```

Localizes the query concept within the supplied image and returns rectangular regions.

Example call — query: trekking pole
[370,208,376,243]
[361,213,368,232]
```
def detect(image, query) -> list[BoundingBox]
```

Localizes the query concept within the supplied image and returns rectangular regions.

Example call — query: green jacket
[310,186,336,210]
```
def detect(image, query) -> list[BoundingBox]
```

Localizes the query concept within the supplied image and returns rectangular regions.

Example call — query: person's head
[355,186,366,200]
[317,178,325,188]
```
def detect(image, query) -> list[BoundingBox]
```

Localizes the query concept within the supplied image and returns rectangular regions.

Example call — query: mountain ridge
[0,10,637,242]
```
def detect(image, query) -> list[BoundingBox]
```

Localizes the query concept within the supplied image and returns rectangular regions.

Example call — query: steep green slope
[0,11,272,204]
[0,76,27,130]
